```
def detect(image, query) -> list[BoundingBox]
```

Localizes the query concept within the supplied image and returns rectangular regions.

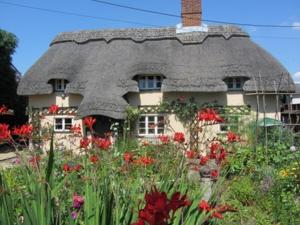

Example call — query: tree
[0,29,27,125]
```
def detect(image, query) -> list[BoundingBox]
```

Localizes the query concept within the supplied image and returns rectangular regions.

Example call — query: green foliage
[0,29,17,64]
[159,97,199,124]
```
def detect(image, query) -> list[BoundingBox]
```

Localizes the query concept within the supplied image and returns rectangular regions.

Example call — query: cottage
[18,0,294,149]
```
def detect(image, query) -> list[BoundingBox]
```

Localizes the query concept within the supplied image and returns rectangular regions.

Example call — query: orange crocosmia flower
[80,137,90,149]
[123,152,134,163]
[0,123,11,142]
[173,132,185,143]
[83,117,96,130]
[70,124,81,135]
[0,105,8,114]
[135,156,155,166]
[94,138,111,150]
[227,131,240,143]
[12,124,33,138]
[198,200,211,212]
[159,135,169,145]
[89,155,99,164]
[48,104,59,114]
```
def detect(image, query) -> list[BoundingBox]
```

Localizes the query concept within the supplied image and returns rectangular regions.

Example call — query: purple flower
[12,158,21,164]
[71,211,78,220]
[73,195,84,209]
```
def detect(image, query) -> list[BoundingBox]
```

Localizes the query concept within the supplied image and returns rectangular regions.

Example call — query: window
[224,78,247,91]
[54,118,73,132]
[53,79,68,92]
[138,75,162,91]
[138,115,164,136]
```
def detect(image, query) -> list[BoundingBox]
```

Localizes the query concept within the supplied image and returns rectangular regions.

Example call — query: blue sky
[1,0,300,80]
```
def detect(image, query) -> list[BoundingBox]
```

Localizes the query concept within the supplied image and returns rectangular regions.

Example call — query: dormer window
[224,77,247,91]
[138,75,162,91]
[49,79,69,92]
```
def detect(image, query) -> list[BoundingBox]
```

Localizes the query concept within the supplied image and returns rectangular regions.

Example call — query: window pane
[55,118,63,124]
[139,116,146,122]
[148,129,155,134]
[235,83,241,89]
[139,77,146,89]
[55,124,63,130]
[148,76,154,88]
[148,116,155,122]
[64,118,72,130]
[139,128,146,134]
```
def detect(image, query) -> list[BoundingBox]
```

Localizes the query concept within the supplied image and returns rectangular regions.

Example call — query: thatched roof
[18,26,294,119]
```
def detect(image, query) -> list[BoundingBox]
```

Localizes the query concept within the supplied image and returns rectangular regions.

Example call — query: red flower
[83,117,96,131]
[70,124,81,135]
[211,169,219,178]
[0,123,11,142]
[135,156,155,166]
[173,132,185,143]
[29,156,41,168]
[198,108,224,123]
[198,200,211,212]
[200,156,209,165]
[80,138,90,149]
[94,138,111,150]
[123,152,134,163]
[227,131,240,143]
[12,124,33,138]
[169,192,191,212]
[72,164,82,172]
[63,163,71,172]
[158,135,169,145]
[132,187,190,225]
[89,155,99,164]
[186,150,197,159]
[217,148,227,164]
[48,104,59,114]
[0,105,8,114]
[211,211,223,219]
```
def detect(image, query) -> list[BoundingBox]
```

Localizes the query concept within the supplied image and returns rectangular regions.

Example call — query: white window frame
[54,117,73,132]
[226,78,245,91]
[138,75,162,91]
[138,114,165,136]
[54,79,67,92]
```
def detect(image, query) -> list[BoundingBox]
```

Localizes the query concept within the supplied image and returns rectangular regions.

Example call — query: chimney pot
[182,0,202,27]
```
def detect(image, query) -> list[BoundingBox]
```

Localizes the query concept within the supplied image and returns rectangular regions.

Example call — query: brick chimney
[182,0,202,27]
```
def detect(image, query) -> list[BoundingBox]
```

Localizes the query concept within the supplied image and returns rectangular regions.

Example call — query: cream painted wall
[29,93,84,151]
[29,93,83,108]
[29,91,280,150]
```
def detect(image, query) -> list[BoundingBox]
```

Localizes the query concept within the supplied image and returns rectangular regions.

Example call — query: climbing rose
[73,195,84,209]
[83,117,96,130]
[123,152,134,163]
[0,123,11,142]
[198,200,211,212]
[186,150,197,159]
[80,138,90,149]
[12,124,33,138]
[0,105,8,114]
[48,104,59,114]
[217,148,227,164]
[200,156,209,166]
[89,155,99,164]
[173,132,185,143]
[227,131,240,143]
[94,138,111,150]
[158,135,169,145]
[198,108,224,123]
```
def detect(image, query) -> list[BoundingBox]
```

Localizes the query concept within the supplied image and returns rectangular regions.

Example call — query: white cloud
[294,71,300,79]
[292,22,300,30]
